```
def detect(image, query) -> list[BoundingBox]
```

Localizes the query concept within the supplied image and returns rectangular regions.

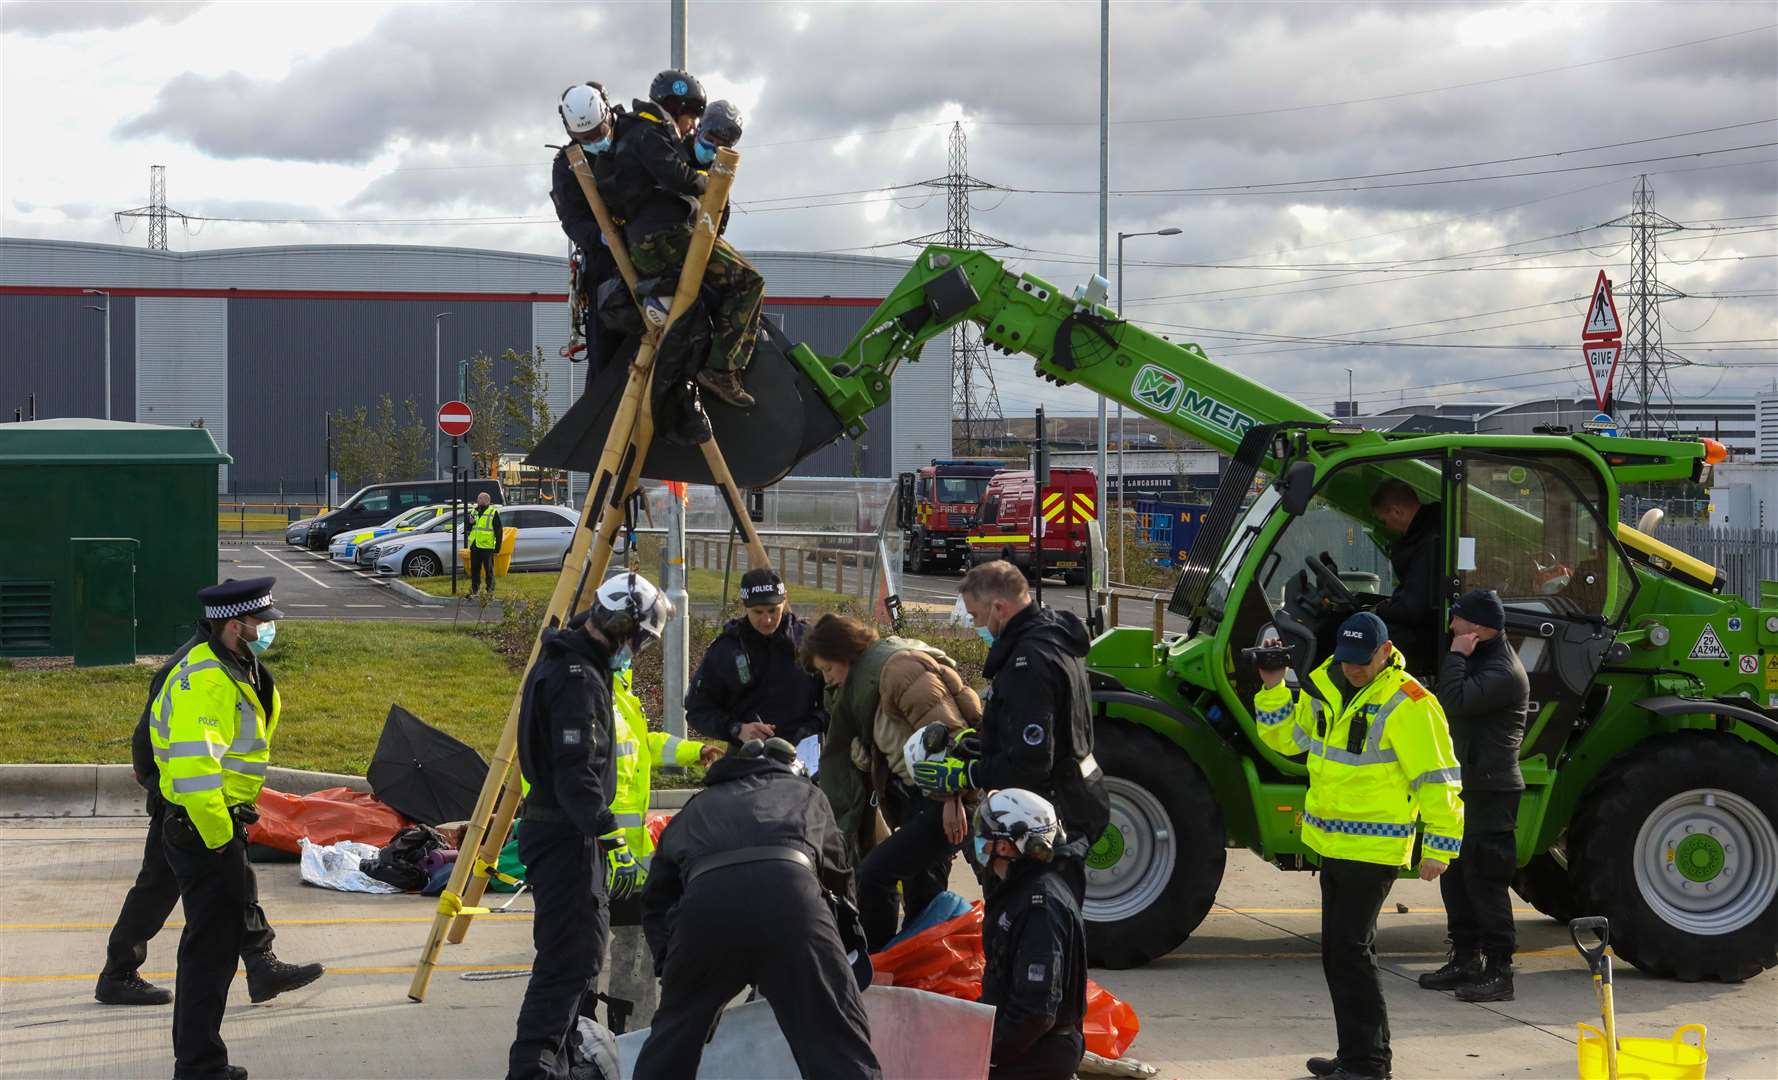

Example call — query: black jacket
[982,859,1088,1078]
[976,604,1111,861]
[598,100,707,246]
[1436,635,1529,791]
[1373,502,1444,671]
[640,754,855,962]
[517,626,619,838]
[131,631,206,791]
[686,612,825,748]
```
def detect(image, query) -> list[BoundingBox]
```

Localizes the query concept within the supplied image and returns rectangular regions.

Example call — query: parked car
[328,503,451,562]
[358,510,468,573]
[286,479,505,550]
[374,504,580,578]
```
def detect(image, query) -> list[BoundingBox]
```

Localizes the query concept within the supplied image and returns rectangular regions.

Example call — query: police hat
[739,568,786,608]
[1332,610,1388,663]
[199,577,284,621]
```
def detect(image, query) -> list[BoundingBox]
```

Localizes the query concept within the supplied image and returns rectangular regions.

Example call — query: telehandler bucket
[527,320,847,488]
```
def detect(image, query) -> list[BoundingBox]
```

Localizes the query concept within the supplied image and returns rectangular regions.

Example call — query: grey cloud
[1,0,206,36]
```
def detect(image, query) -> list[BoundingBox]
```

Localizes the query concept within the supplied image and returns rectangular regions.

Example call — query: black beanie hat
[1451,588,1506,631]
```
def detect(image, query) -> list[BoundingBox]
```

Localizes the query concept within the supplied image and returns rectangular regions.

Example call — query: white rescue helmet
[973,788,1063,861]
[559,83,610,137]
[903,720,953,780]
[589,570,674,654]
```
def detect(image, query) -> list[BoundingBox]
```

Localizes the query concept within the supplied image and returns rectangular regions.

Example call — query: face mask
[693,137,716,165]
[247,621,277,656]
[609,645,633,672]
[579,133,613,155]
[976,626,995,646]
[972,834,989,866]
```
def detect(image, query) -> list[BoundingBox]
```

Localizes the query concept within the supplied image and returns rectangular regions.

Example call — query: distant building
[0,238,954,496]
[1377,396,1755,457]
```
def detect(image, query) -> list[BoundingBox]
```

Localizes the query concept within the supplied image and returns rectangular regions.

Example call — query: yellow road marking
[0,962,515,984]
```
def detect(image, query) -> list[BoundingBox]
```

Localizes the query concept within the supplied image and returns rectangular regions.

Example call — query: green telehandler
[535,246,1778,982]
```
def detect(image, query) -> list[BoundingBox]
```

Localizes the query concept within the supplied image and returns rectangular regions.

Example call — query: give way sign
[1580,270,1623,413]
[437,400,474,437]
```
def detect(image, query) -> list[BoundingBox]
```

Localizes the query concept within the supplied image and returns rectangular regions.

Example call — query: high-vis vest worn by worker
[469,505,500,550]
[611,668,701,866]
[150,642,280,850]
[1253,649,1463,867]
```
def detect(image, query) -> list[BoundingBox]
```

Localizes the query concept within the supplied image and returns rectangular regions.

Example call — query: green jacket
[818,636,944,854]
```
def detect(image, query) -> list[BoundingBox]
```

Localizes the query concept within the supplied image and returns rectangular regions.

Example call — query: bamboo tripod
[408,144,770,1001]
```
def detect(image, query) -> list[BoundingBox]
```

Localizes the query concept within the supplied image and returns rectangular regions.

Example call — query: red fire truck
[896,459,1002,573]
[965,466,1097,585]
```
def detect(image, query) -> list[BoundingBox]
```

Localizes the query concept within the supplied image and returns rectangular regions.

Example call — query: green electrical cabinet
[0,420,230,661]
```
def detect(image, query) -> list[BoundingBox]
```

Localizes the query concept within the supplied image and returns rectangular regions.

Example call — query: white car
[374,504,580,578]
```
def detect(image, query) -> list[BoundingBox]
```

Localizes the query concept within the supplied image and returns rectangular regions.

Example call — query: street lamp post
[433,312,452,480]
[83,290,111,420]
[1115,227,1182,580]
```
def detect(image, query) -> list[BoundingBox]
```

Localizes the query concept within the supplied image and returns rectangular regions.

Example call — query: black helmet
[649,69,707,117]
[696,100,743,148]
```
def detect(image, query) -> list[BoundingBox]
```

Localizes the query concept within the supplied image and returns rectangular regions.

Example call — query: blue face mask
[609,645,633,672]
[976,626,995,646]
[693,137,717,165]
[247,620,277,656]
[972,834,989,866]
[579,134,612,155]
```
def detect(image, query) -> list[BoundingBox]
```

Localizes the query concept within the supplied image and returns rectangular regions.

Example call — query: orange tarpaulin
[247,787,408,854]
[869,900,1140,1060]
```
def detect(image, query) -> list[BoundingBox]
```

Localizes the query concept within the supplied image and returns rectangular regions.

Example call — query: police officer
[1253,611,1465,1080]
[550,81,627,368]
[598,68,764,408]
[1421,588,1529,1003]
[97,613,321,1009]
[467,491,503,599]
[507,571,671,1080]
[914,560,1109,903]
[635,738,881,1080]
[686,568,825,751]
[976,789,1088,1080]
[150,578,293,1080]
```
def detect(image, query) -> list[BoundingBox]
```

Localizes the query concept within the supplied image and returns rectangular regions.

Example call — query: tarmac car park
[371,503,581,578]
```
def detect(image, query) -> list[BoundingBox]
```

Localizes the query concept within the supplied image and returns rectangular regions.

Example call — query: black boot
[1456,958,1515,1002]
[1417,948,1482,990]
[696,369,756,408]
[1306,1057,1342,1077]
[94,969,172,1005]
[173,1066,247,1080]
[244,952,324,1003]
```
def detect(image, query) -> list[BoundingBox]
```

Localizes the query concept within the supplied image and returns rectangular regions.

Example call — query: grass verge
[218,511,294,534]
[404,567,860,610]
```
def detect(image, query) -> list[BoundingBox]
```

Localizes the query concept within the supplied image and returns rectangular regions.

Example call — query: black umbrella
[367,704,490,827]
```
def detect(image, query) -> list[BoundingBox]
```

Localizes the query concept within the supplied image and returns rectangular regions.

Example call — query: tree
[464,352,505,480]
[503,347,559,499]
[330,405,377,490]
[384,396,433,482]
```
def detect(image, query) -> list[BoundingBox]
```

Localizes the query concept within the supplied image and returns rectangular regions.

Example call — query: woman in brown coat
[803,614,981,950]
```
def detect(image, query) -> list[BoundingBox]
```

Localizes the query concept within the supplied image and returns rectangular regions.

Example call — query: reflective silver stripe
[154,692,174,742]
[158,739,216,760]
[1366,689,1411,754]
[612,812,645,829]
[614,740,639,758]
[171,774,224,794]
[1287,724,1312,753]
[662,735,687,759]
[228,696,263,755]
[172,659,222,691]
[1410,766,1462,790]
[1078,752,1100,779]
[1305,739,1399,767]
[221,758,268,777]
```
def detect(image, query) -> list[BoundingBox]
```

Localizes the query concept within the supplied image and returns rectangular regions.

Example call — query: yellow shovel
[1571,916,1620,1080]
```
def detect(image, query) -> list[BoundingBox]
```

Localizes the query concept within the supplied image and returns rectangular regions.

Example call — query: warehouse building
[0,238,953,497]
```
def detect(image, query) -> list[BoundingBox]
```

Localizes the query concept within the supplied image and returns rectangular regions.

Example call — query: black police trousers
[105,791,273,978]
[633,863,882,1080]
[858,783,959,951]
[1441,788,1522,961]
[162,815,254,1078]
[470,546,496,594]
[507,819,608,1080]
[1320,857,1397,1079]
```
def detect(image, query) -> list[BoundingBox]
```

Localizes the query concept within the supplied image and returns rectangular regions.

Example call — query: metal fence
[1658,524,1778,604]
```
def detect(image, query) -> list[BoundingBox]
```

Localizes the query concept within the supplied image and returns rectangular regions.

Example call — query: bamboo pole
[407,147,740,1001]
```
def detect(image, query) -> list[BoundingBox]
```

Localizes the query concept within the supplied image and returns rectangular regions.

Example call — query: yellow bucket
[1577,1023,1707,1080]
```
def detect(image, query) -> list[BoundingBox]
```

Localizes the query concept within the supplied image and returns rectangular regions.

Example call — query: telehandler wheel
[1085,719,1225,969]
[1512,849,1584,923]
[1569,732,1778,982]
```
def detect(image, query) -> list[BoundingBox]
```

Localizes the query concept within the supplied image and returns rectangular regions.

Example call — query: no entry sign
[437,400,474,438]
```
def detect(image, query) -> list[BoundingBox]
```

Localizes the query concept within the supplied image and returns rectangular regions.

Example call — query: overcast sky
[3,0,1774,419]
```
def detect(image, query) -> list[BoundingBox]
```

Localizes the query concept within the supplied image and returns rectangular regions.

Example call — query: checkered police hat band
[205,595,274,619]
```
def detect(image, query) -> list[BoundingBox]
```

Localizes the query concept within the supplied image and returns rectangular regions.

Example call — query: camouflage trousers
[629,228,765,373]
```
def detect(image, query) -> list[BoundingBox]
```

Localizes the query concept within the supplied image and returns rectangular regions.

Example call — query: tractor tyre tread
[1512,850,1584,924]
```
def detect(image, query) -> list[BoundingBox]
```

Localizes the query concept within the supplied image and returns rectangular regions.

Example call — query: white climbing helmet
[903,720,954,780]
[973,788,1063,860]
[559,83,610,137]
[588,570,674,654]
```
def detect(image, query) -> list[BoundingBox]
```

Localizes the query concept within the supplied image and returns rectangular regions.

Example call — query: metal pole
[450,438,460,594]
[1095,0,1110,583]
[670,0,688,68]
[1346,368,1353,416]
[664,486,689,739]
[434,312,451,480]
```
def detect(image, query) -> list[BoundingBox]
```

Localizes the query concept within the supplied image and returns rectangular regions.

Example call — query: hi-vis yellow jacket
[1254,650,1464,867]
[149,642,279,849]
[611,669,701,866]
